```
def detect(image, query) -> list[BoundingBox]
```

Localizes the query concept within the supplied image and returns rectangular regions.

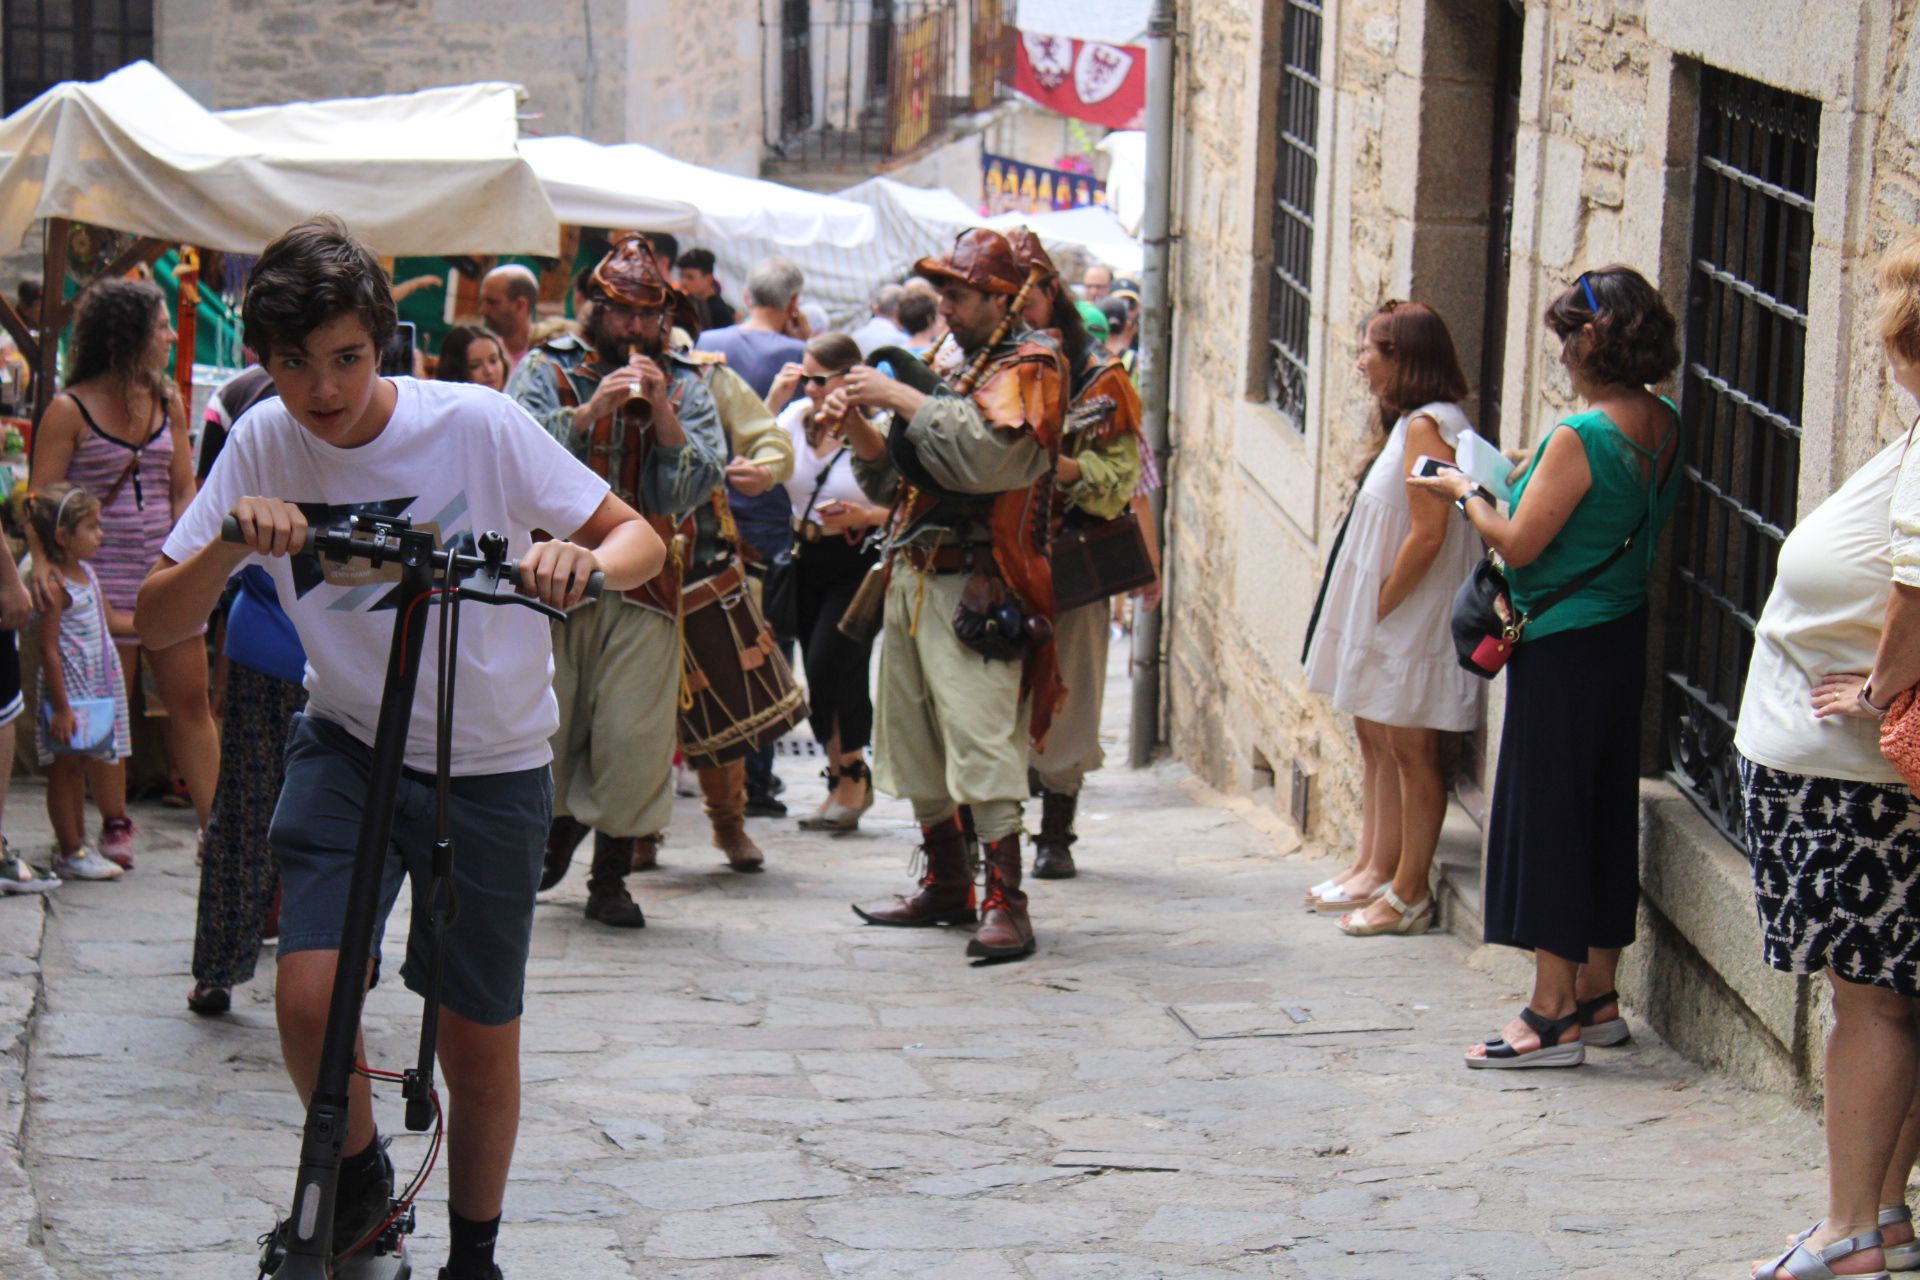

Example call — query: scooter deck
[337,1247,410,1280]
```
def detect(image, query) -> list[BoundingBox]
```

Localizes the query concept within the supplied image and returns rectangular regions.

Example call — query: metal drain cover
[1169,996,1413,1039]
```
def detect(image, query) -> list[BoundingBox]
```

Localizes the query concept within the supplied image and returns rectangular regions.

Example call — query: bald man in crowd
[1080,264,1114,302]
[480,263,540,369]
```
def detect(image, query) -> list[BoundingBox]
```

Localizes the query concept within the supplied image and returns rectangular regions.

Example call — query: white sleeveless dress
[1303,401,1487,731]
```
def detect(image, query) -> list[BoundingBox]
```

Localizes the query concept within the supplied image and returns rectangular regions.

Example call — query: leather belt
[899,543,992,575]
[679,559,746,613]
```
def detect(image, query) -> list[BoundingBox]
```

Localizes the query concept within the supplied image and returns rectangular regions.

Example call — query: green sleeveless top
[1507,399,1681,643]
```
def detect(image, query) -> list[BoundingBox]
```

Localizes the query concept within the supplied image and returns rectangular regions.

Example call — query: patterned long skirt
[190,664,306,989]
[1739,754,1920,997]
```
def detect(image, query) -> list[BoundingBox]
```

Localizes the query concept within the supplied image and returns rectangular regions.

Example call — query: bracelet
[1862,681,1893,716]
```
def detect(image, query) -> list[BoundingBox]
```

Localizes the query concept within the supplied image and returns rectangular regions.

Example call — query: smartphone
[381,321,417,377]
[1411,454,1459,479]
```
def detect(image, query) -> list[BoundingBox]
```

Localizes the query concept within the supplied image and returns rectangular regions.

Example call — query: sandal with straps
[1337,887,1433,937]
[1753,1223,1888,1280]
[1882,1206,1919,1273]
[1466,1006,1586,1071]
[798,761,874,833]
[1577,989,1631,1047]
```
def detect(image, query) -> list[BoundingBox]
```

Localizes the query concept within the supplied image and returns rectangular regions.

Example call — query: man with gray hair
[849,281,911,357]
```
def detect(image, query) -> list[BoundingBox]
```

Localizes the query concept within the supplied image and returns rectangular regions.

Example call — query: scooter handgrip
[583,571,604,600]
[220,514,243,544]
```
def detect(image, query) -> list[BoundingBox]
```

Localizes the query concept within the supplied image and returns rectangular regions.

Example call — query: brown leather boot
[1032,789,1078,880]
[852,816,977,927]
[698,759,764,872]
[584,833,646,928]
[968,832,1036,961]
[540,814,591,891]
[629,833,661,872]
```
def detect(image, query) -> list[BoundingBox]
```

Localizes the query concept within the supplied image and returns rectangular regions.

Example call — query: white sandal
[1313,880,1388,913]
[1883,1206,1919,1272]
[1753,1223,1888,1280]
[1338,887,1433,936]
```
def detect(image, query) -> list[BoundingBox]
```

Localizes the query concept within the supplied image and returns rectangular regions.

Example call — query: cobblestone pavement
[0,664,1832,1278]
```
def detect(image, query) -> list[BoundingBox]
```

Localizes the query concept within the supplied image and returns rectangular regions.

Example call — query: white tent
[520,135,873,250]
[0,61,559,256]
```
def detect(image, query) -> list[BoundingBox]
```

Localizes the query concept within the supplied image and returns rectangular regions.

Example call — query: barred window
[1664,68,1818,842]
[1265,0,1322,424]
[3,0,153,114]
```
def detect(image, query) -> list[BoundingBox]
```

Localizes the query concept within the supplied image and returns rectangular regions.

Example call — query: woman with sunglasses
[774,333,888,829]
[1410,265,1681,1070]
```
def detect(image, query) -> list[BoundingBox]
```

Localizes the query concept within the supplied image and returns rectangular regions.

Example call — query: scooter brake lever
[453,566,569,621]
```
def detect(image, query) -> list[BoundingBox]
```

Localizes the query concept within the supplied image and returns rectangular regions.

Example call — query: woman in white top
[1302,301,1486,936]
[1735,233,1920,1280]
[774,333,890,830]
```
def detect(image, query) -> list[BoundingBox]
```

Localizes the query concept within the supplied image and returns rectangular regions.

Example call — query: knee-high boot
[1032,789,1078,880]
[698,758,765,872]
[585,833,647,928]
[968,832,1036,961]
[852,815,976,927]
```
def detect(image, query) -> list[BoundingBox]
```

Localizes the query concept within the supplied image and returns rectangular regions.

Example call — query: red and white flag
[1011,31,1148,130]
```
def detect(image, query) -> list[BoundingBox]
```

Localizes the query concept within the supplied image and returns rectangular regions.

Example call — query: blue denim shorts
[269,714,553,1027]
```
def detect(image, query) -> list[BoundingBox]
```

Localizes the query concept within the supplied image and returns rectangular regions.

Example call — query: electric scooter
[224,511,600,1280]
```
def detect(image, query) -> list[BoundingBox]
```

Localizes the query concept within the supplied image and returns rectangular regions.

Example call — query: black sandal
[1576,990,1630,1047]
[1466,1006,1585,1071]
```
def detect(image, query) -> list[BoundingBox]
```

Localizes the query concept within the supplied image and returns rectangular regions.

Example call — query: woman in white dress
[1302,301,1486,935]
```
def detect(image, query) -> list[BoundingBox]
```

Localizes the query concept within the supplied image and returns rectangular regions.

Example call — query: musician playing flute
[1006,229,1145,881]
[506,236,728,928]
[832,229,1069,963]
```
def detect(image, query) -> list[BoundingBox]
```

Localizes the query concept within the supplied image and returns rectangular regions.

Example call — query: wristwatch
[1863,681,1893,716]
[1455,486,1496,516]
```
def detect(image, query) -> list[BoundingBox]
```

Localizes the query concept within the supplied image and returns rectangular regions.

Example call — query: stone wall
[1162,0,1499,848]
[153,0,766,174]
[1162,0,1920,1089]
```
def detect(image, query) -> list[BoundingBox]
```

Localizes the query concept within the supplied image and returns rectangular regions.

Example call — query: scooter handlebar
[218,516,603,601]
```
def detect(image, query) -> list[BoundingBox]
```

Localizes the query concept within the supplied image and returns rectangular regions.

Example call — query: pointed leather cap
[914,228,1028,296]
[591,234,702,336]
[1004,226,1060,285]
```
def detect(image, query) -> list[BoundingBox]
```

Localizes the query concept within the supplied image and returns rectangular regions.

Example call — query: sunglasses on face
[800,371,846,387]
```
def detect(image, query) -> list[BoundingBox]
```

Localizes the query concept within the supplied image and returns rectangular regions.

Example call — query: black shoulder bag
[763,445,848,639]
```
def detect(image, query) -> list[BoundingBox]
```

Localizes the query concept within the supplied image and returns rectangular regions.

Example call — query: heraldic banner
[1009,30,1148,131]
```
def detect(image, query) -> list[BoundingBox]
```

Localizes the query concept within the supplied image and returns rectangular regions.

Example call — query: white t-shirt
[1735,432,1919,784]
[165,378,609,776]
[778,400,867,514]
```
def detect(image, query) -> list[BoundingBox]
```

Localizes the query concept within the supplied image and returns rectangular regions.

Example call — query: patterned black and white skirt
[1739,754,1920,996]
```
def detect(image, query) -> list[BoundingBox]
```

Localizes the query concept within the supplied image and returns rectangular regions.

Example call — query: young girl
[31,483,132,881]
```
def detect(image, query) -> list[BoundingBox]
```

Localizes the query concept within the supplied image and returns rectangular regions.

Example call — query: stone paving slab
[0,654,1840,1278]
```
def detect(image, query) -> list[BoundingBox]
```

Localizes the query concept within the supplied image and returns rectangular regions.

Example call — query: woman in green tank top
[1410,265,1681,1072]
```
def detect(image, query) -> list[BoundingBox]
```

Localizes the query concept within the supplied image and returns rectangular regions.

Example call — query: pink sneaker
[98,817,136,870]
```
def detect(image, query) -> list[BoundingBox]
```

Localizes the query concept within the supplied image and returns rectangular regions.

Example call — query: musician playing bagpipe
[830,228,1069,963]
[1005,229,1146,883]
[508,236,800,929]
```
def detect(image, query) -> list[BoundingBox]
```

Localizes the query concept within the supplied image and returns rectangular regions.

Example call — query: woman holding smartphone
[775,333,889,830]
[1302,300,1484,936]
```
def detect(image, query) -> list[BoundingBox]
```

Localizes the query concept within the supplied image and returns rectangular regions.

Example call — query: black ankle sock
[338,1134,385,1196]
[446,1208,500,1278]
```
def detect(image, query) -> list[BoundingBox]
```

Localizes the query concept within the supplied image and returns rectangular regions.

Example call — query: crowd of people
[12,199,1920,1279]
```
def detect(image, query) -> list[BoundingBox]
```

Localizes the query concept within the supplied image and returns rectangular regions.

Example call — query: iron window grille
[1265,0,1322,425]
[762,0,991,169]
[3,0,152,115]
[1664,68,1818,844]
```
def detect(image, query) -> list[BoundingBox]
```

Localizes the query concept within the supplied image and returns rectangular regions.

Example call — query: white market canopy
[0,61,560,257]
[519,135,873,250]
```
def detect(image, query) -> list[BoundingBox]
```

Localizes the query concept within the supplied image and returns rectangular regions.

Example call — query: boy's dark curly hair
[1544,265,1680,388]
[243,215,396,361]
[64,278,171,403]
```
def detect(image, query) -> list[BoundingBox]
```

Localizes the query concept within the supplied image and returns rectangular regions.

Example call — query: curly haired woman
[28,278,219,862]
[1412,265,1682,1071]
